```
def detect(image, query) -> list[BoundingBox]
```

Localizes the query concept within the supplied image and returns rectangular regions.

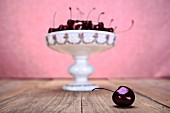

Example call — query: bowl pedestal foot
[62,56,99,91]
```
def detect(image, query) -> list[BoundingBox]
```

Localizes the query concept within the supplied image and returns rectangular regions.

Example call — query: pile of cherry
[48,19,114,33]
[48,7,134,34]
[48,7,115,33]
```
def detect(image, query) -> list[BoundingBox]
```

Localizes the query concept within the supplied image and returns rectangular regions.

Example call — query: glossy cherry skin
[48,19,115,33]
[105,28,114,32]
[67,19,75,30]
[48,28,58,33]
[112,86,135,107]
[88,21,93,29]
[74,24,82,30]
[82,20,92,30]
[98,22,104,30]
[48,28,54,33]
[93,22,104,30]
[93,24,99,30]
[63,25,68,30]
[108,28,114,32]
[57,25,65,31]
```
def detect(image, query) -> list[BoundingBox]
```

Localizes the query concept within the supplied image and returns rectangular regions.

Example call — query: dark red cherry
[105,28,114,32]
[93,24,99,30]
[58,25,65,31]
[92,86,135,107]
[48,28,58,33]
[98,22,104,30]
[75,19,81,23]
[67,19,75,26]
[74,24,82,30]
[109,28,114,32]
[63,25,68,30]
[104,28,109,32]
[82,20,92,30]
[48,28,54,33]
[67,19,75,30]
[56,25,68,31]
[93,22,104,30]
[112,86,135,107]
[88,21,93,29]
[53,28,59,32]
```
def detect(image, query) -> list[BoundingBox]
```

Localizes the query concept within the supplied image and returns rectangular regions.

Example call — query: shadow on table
[113,105,137,109]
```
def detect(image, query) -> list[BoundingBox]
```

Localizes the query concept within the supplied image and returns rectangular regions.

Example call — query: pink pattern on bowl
[46,30,116,46]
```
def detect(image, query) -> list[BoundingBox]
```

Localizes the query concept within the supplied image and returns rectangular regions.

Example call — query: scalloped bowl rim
[46,30,116,56]
[46,30,116,36]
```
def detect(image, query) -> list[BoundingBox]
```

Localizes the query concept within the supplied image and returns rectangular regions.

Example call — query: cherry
[93,24,99,30]
[92,86,135,107]
[82,20,92,30]
[113,86,135,107]
[105,28,114,32]
[109,28,114,32]
[63,25,68,30]
[74,24,82,30]
[98,22,104,30]
[48,7,132,33]
[67,7,75,30]
[48,28,54,33]
[67,19,75,30]
[58,25,65,31]
[48,28,58,33]
[93,22,104,31]
[57,25,68,31]
[87,21,93,29]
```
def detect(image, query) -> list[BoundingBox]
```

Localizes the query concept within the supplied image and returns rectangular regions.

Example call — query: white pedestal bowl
[46,30,116,91]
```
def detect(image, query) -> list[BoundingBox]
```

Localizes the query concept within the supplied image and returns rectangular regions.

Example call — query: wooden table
[0,79,169,113]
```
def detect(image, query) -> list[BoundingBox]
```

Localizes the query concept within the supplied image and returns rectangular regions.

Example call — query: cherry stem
[97,12,105,22]
[92,88,114,92]
[76,8,84,19]
[69,7,72,19]
[77,8,84,15]
[109,19,114,27]
[87,7,96,20]
[115,26,117,30]
[115,20,134,34]
[53,12,57,28]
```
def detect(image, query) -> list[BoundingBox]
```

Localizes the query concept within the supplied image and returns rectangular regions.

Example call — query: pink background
[0,0,170,79]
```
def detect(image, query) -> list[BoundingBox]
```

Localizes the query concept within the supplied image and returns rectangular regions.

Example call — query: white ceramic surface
[46,30,116,91]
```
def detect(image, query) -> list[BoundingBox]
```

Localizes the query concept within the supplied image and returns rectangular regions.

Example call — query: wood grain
[82,80,170,113]
[82,90,170,113]
[0,79,169,113]
[0,80,40,101]
[0,89,82,113]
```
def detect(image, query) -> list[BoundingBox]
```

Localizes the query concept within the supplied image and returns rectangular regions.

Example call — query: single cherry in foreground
[92,86,135,107]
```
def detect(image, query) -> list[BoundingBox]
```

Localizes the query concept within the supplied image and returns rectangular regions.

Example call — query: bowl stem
[63,56,99,91]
